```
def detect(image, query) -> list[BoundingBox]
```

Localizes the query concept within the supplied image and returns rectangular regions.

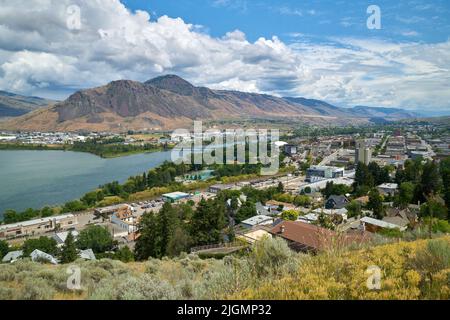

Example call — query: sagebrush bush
[89,273,181,300]
[247,237,297,277]
[21,277,56,300]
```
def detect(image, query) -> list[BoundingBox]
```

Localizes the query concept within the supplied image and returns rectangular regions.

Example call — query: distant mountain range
[350,106,422,120]
[0,75,440,132]
[0,91,55,118]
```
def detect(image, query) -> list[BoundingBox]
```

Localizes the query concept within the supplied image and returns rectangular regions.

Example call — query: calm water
[0,150,171,215]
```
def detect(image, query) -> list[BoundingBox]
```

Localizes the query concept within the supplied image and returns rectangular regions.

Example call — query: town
[1,121,449,268]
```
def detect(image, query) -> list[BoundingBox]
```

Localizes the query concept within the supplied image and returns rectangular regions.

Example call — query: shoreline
[0,143,168,159]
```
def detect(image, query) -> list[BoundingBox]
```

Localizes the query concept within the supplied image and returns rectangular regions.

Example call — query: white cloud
[0,0,448,111]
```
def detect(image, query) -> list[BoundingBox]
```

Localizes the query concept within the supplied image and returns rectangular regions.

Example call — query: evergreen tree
[368,189,384,219]
[440,157,450,218]
[134,212,159,260]
[421,161,442,197]
[156,202,178,257]
[355,162,374,188]
[235,201,257,224]
[0,240,9,259]
[114,246,134,262]
[190,198,226,246]
[396,182,415,208]
[61,232,78,263]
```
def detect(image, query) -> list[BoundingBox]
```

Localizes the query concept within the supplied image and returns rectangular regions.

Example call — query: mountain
[0,91,55,118]
[350,106,421,120]
[2,75,372,132]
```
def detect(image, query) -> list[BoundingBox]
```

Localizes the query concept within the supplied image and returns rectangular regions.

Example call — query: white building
[377,183,398,197]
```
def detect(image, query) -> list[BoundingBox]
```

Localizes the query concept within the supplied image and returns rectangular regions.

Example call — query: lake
[0,150,171,216]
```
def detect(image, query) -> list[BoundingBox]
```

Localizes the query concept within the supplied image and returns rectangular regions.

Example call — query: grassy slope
[0,236,449,300]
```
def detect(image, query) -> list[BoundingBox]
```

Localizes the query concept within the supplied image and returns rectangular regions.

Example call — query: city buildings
[0,214,78,239]
[306,165,344,182]
[355,140,372,165]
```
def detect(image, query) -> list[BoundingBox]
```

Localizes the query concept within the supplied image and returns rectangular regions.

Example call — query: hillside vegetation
[0,236,448,300]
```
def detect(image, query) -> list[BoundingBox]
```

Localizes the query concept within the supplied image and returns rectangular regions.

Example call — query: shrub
[20,278,56,300]
[116,275,180,300]
[247,237,295,277]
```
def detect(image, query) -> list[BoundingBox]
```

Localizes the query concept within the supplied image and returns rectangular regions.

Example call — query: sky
[0,0,449,112]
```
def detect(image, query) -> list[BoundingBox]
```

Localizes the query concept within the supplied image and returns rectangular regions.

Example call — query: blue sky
[0,0,449,112]
[122,0,450,44]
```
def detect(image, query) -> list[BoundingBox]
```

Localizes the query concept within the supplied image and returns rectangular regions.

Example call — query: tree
[156,202,178,257]
[3,210,18,224]
[114,246,134,263]
[316,212,335,230]
[346,200,362,218]
[166,227,192,257]
[77,226,113,253]
[190,198,226,246]
[355,162,374,188]
[40,207,54,218]
[134,212,159,260]
[396,182,415,208]
[368,189,384,219]
[0,240,9,259]
[322,182,352,198]
[281,210,299,221]
[22,237,58,256]
[440,157,450,218]
[277,182,284,193]
[420,161,442,197]
[61,200,88,213]
[368,162,381,185]
[235,201,257,224]
[294,195,311,207]
[60,232,78,263]
[420,198,448,220]
[81,191,99,207]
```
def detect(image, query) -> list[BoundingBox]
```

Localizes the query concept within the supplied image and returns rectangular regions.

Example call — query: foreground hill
[0,236,448,300]
[0,91,55,119]
[1,75,369,132]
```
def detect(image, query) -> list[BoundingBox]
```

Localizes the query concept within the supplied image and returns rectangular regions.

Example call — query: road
[318,148,344,166]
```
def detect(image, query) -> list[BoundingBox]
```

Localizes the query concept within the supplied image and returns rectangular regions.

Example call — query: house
[385,207,418,226]
[382,216,409,231]
[0,214,78,239]
[360,216,407,232]
[30,249,58,265]
[2,250,23,263]
[241,215,274,229]
[297,213,319,224]
[265,200,297,212]
[79,249,96,261]
[208,184,233,194]
[325,195,349,210]
[270,220,368,253]
[111,207,137,234]
[377,183,398,197]
[237,229,272,244]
